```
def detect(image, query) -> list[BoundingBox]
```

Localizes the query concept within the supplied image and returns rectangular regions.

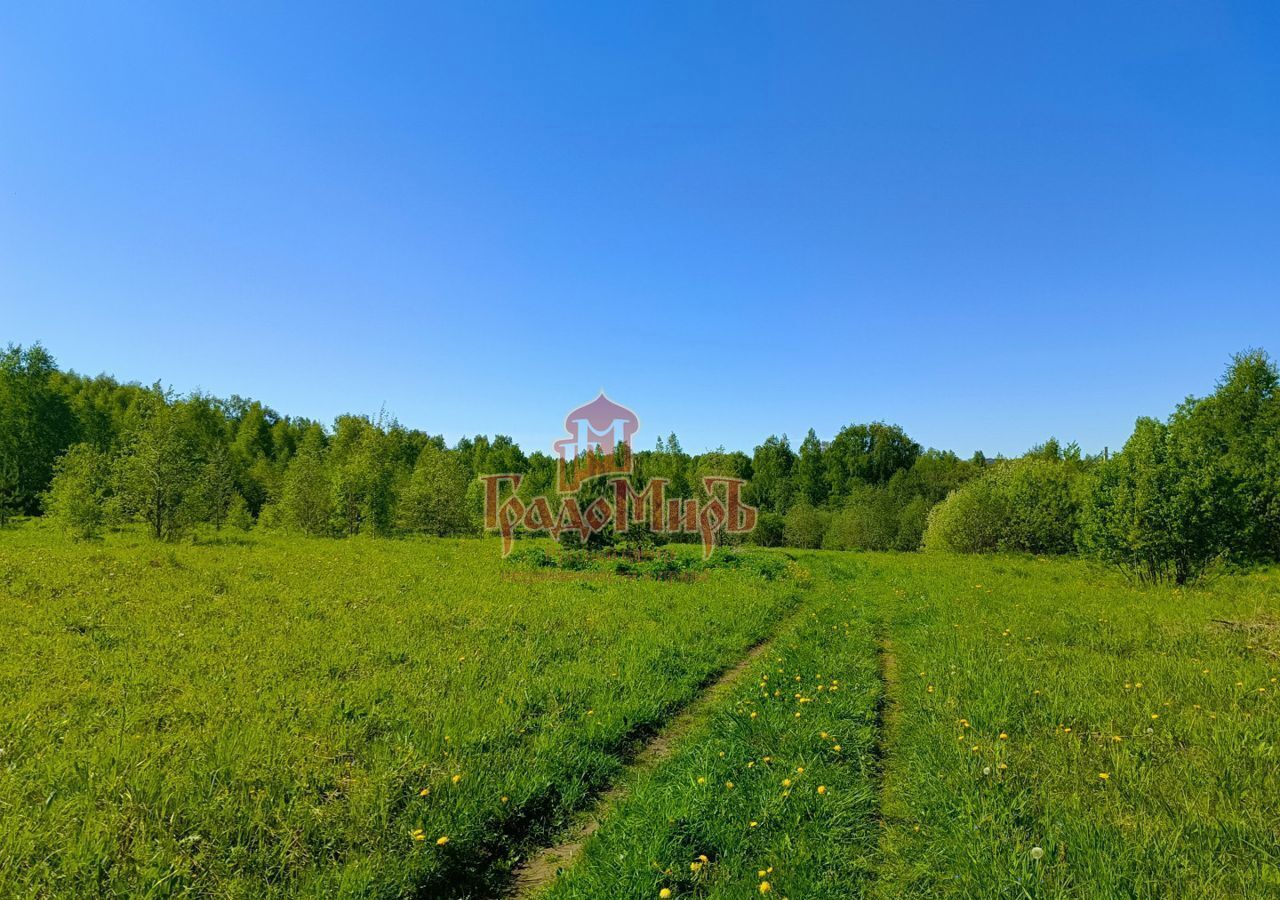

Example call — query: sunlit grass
[544,555,883,899]
[864,553,1280,898]
[0,526,799,897]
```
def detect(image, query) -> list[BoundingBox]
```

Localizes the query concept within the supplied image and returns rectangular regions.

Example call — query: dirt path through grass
[867,627,901,898]
[507,607,807,897]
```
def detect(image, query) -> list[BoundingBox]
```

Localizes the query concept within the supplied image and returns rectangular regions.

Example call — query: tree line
[2,343,1276,583]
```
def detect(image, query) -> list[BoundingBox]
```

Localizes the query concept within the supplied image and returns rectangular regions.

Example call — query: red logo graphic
[481,395,756,558]
[552,392,640,493]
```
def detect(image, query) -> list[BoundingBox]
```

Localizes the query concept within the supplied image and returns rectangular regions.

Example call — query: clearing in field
[1,528,1278,897]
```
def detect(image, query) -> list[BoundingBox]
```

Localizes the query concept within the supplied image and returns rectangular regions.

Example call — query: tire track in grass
[867,624,901,896]
[505,603,811,898]
[518,556,885,899]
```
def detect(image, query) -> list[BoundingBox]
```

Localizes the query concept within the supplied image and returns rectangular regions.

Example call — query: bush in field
[750,511,786,547]
[922,476,1008,553]
[923,458,1081,554]
[279,442,333,536]
[1080,352,1278,583]
[823,485,899,551]
[226,493,254,531]
[399,444,473,535]
[43,443,109,539]
[1000,458,1079,553]
[894,495,931,550]
[784,503,829,549]
[329,416,395,536]
[1080,417,1239,584]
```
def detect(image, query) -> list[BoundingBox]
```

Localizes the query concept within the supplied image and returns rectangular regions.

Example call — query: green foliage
[823,484,901,551]
[795,429,828,507]
[1079,352,1279,584]
[0,343,76,514]
[750,510,786,547]
[923,458,1080,555]
[922,475,1009,553]
[746,435,796,514]
[824,421,920,501]
[1080,417,1238,584]
[279,441,333,536]
[226,493,254,531]
[112,392,203,541]
[329,416,395,536]
[43,443,109,539]
[193,442,237,529]
[399,444,473,535]
[783,503,829,549]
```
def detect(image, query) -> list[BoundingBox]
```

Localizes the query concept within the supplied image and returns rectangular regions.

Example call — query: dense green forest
[2,343,1277,583]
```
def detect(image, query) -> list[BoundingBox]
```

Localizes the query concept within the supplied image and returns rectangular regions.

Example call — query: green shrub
[922,476,1007,553]
[783,503,829,549]
[43,443,109,540]
[749,511,786,547]
[923,458,1082,555]
[1079,416,1240,584]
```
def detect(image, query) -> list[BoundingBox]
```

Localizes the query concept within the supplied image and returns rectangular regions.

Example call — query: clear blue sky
[2,3,1277,458]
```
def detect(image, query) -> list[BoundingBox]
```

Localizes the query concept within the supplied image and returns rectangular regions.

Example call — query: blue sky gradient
[2,2,1277,457]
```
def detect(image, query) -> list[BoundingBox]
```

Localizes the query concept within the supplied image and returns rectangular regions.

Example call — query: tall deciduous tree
[279,433,332,536]
[796,429,828,507]
[399,444,472,535]
[114,391,202,541]
[0,343,76,514]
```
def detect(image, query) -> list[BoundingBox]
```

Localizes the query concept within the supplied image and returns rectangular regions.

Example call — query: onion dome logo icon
[552,392,640,492]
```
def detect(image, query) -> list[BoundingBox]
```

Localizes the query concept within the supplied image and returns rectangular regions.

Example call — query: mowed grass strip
[542,556,882,899]
[0,528,802,898]
[862,553,1280,898]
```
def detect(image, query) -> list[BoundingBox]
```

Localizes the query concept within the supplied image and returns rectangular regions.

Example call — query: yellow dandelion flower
[759,881,772,893]
[726,781,735,789]
[782,778,792,787]
[419,787,430,797]
[452,774,463,784]
[817,785,826,795]
[660,889,672,899]
[1098,772,1110,781]
[436,835,449,845]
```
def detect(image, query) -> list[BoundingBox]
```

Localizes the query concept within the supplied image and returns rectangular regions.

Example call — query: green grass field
[2,526,1277,898]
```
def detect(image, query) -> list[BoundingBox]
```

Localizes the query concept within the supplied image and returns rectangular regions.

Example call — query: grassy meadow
[1,525,1278,897]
